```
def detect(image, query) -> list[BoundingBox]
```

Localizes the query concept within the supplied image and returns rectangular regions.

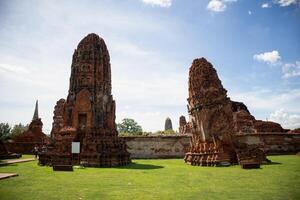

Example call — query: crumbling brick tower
[40,33,130,167]
[179,115,191,134]
[184,58,236,166]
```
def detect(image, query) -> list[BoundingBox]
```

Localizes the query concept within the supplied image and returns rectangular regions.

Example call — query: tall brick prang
[40,33,130,167]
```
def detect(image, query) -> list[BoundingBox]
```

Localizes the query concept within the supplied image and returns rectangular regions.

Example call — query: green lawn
[19,154,35,159]
[0,155,299,200]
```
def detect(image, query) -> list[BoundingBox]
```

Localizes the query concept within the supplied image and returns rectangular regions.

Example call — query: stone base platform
[39,136,131,167]
[184,152,231,166]
[0,158,35,166]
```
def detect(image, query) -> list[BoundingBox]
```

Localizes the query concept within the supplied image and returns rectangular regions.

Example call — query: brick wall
[121,133,300,159]
[5,133,298,158]
[121,135,191,159]
[236,133,300,155]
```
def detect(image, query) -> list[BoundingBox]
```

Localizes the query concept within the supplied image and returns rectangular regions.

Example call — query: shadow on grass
[0,163,18,167]
[0,160,9,167]
[117,162,164,170]
[264,161,282,165]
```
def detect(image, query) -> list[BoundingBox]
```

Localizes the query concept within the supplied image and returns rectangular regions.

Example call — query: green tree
[117,118,143,135]
[10,123,28,137]
[0,123,11,140]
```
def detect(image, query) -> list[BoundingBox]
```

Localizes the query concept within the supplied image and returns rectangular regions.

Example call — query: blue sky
[0,0,299,133]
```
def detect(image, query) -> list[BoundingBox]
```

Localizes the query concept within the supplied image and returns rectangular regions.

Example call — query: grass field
[19,154,36,159]
[0,155,299,200]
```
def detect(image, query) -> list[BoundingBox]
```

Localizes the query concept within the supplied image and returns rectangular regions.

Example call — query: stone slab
[0,173,18,180]
[0,158,35,166]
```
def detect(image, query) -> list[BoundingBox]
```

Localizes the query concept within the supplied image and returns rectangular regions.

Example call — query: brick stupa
[184,58,236,166]
[9,100,49,154]
[39,33,130,167]
[184,58,274,167]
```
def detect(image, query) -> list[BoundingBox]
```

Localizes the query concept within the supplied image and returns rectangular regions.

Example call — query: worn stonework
[289,128,300,133]
[231,101,256,133]
[253,120,285,133]
[184,58,273,167]
[121,135,191,158]
[7,101,49,154]
[184,58,236,166]
[120,133,300,159]
[179,116,191,134]
[164,117,173,131]
[39,33,130,167]
[51,98,65,139]
[231,101,285,134]
[236,133,300,155]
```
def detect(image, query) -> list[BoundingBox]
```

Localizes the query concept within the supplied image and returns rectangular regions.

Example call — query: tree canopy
[10,123,28,137]
[0,123,11,140]
[117,118,143,135]
[0,123,28,140]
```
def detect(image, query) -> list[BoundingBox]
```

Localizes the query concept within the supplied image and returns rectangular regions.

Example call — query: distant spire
[32,100,39,120]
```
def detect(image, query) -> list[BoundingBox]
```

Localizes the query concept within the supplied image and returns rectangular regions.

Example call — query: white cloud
[110,41,152,57]
[0,0,185,132]
[282,61,300,78]
[261,0,298,8]
[0,63,30,74]
[253,51,300,79]
[113,73,187,131]
[253,50,281,65]
[229,88,300,129]
[110,41,188,131]
[248,10,252,15]
[207,0,227,12]
[275,0,298,7]
[230,89,300,114]
[141,0,172,7]
[207,0,237,12]
[261,3,271,8]
[270,109,300,129]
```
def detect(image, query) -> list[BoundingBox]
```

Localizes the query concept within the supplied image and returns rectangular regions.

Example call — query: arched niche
[72,89,93,129]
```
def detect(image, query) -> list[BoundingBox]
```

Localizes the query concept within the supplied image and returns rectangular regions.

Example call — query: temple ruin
[39,33,130,167]
[184,58,277,168]
[179,115,191,134]
[164,117,173,131]
[0,140,21,159]
[7,100,49,154]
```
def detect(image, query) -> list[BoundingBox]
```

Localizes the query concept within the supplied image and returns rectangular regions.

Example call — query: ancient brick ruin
[184,58,275,168]
[6,101,49,154]
[0,140,21,159]
[39,33,130,167]
[179,116,191,134]
[184,58,236,166]
[231,101,285,133]
[164,117,173,131]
